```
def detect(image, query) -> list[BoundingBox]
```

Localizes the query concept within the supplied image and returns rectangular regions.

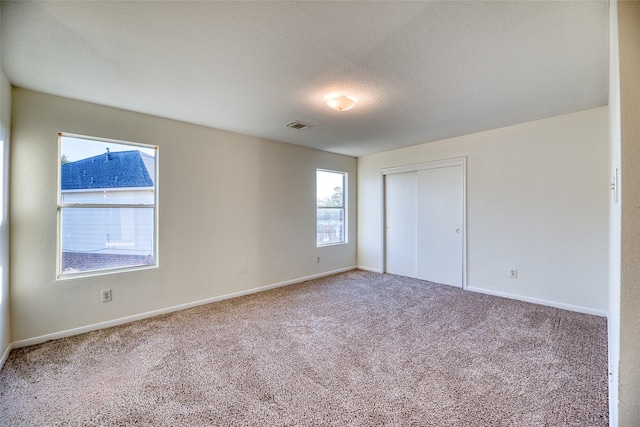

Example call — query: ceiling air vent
[285,120,313,130]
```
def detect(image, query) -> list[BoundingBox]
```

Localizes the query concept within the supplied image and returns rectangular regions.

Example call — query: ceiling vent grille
[285,120,313,130]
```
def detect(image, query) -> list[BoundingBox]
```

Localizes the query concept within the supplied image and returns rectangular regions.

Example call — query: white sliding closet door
[384,160,465,288]
[416,165,464,287]
[385,172,417,278]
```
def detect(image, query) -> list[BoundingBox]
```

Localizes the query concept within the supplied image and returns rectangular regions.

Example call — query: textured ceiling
[1,1,609,157]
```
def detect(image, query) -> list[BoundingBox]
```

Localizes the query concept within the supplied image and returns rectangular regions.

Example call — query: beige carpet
[0,270,608,426]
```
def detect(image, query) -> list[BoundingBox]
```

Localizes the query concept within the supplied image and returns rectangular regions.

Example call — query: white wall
[358,107,609,314]
[10,88,357,343]
[0,69,12,363]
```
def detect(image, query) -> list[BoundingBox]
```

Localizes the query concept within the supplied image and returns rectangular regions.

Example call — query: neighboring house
[60,150,155,273]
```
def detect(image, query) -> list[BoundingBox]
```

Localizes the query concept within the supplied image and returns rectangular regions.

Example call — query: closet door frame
[380,157,467,289]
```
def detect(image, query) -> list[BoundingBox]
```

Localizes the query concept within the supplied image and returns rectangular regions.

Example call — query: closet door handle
[456,229,461,233]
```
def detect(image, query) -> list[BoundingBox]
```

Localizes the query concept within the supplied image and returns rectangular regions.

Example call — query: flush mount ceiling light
[326,95,356,111]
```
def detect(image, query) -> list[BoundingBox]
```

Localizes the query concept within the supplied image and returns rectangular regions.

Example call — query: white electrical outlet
[510,269,518,279]
[101,289,112,302]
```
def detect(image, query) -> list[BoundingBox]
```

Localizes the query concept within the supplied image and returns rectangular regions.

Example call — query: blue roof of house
[61,150,155,190]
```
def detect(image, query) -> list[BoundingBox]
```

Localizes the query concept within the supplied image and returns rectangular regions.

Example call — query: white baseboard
[11,266,357,350]
[356,265,383,273]
[1,342,13,370]
[8,267,605,360]
[466,286,608,317]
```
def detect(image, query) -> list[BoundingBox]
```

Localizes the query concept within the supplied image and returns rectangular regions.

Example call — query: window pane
[60,207,155,274]
[61,136,155,205]
[317,170,344,208]
[317,208,344,244]
[59,135,157,277]
[316,170,346,245]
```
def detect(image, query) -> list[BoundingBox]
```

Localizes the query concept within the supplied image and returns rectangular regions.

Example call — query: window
[317,169,346,245]
[58,134,158,277]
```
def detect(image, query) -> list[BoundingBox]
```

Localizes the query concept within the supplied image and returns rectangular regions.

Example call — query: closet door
[384,172,417,278]
[416,165,464,287]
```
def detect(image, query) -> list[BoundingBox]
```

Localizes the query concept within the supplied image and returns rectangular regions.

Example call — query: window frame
[57,132,159,279]
[316,169,347,247]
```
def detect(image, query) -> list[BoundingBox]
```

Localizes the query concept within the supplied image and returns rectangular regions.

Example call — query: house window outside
[58,134,158,277]
[317,169,346,246]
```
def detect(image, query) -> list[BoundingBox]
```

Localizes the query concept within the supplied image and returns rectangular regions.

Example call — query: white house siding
[61,188,155,273]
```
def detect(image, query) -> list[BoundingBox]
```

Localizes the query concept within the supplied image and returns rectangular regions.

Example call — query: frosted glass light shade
[327,95,356,111]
